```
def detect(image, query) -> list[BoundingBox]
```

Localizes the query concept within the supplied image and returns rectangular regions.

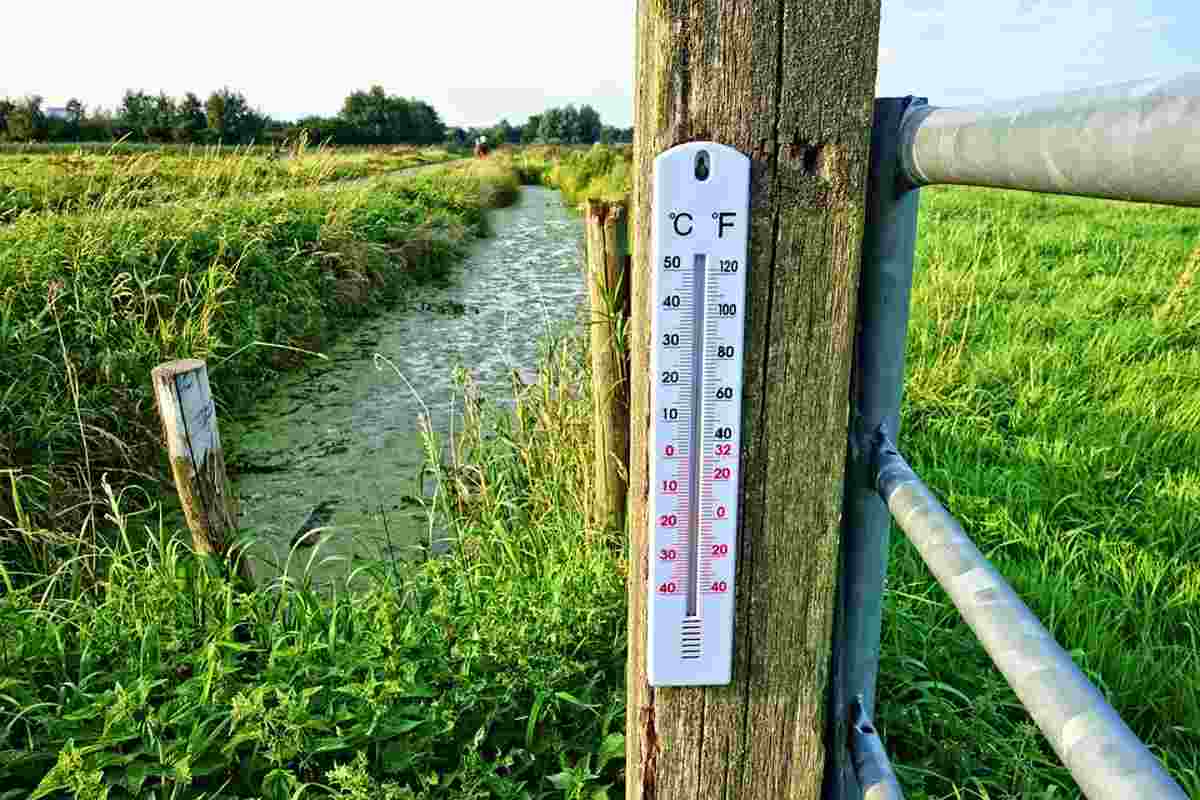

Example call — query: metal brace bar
[873,433,1189,800]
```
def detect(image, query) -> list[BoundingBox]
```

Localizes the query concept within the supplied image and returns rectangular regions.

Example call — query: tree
[119,89,153,140]
[522,114,541,144]
[7,96,47,141]
[538,107,564,143]
[490,118,516,146]
[560,104,581,144]
[65,98,85,126]
[408,100,444,144]
[148,92,177,141]
[0,98,16,140]
[577,104,603,144]
[174,92,206,143]
[205,88,262,143]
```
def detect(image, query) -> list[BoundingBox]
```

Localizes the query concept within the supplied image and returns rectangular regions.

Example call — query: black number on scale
[717,345,735,359]
[720,259,739,273]
[663,408,679,421]
[717,303,737,317]
[661,371,680,384]
[715,426,733,440]
[715,387,734,400]
[663,256,681,270]
[663,333,680,347]
[662,295,681,308]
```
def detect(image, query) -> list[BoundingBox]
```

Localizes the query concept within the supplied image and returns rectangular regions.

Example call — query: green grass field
[878,187,1200,797]
[0,148,1196,798]
[0,144,459,222]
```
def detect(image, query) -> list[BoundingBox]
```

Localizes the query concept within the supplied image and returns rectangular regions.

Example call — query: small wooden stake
[152,359,251,582]
[585,199,632,533]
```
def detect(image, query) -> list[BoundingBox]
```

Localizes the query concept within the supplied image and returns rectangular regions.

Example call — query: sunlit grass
[1,149,1197,798]
[878,187,1200,798]
[0,142,459,223]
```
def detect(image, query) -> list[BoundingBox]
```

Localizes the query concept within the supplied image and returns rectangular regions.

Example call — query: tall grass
[0,165,516,570]
[2,146,1198,798]
[0,335,624,800]
[0,143,458,222]
[513,145,631,206]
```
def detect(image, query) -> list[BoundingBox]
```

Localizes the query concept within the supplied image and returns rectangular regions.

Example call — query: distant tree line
[0,90,631,148]
[0,89,275,145]
[293,85,445,146]
[444,104,633,149]
[0,85,446,146]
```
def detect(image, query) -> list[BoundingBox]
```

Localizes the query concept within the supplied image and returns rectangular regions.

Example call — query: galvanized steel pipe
[828,96,923,800]
[874,436,1188,800]
[900,73,1200,207]
[850,697,906,800]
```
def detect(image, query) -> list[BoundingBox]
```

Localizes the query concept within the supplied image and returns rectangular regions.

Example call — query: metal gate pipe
[900,73,1200,207]
[873,435,1188,800]
[827,96,923,800]
[851,697,906,800]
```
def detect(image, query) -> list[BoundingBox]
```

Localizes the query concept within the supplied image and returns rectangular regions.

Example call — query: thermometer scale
[648,142,750,686]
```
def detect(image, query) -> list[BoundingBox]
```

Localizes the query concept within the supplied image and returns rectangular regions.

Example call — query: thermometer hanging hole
[694,150,711,181]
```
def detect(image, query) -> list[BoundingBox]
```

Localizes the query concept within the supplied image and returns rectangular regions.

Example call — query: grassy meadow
[0,145,1197,798]
[0,143,459,222]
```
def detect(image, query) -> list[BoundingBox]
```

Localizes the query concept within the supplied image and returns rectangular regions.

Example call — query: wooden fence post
[627,3,881,799]
[152,359,251,582]
[586,199,631,533]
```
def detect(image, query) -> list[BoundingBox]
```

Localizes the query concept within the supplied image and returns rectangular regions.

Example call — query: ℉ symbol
[647,142,750,687]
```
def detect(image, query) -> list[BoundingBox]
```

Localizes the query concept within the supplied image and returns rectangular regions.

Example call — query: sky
[1,1,1197,128]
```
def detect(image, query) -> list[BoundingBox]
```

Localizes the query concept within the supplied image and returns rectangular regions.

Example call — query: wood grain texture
[628,2,881,798]
[586,200,632,533]
[152,359,252,583]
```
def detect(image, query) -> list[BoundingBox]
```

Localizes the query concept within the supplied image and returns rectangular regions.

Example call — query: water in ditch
[228,186,584,584]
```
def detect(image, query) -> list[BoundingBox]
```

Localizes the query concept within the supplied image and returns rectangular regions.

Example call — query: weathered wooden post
[627,3,881,799]
[152,359,251,582]
[585,199,631,533]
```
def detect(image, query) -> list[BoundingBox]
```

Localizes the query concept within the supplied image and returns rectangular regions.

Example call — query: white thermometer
[648,142,750,686]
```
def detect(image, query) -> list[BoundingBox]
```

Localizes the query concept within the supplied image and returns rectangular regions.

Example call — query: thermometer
[648,142,750,686]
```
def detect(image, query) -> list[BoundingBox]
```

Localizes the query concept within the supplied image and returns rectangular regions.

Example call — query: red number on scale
[713,467,732,480]
[716,505,728,519]
[662,479,678,493]
[659,582,678,594]
[665,444,676,457]
[711,543,729,557]
[710,581,728,593]
[659,548,678,561]
[659,514,678,527]
[716,444,733,457]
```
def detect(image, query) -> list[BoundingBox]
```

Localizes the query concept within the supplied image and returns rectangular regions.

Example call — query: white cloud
[1135,16,1175,32]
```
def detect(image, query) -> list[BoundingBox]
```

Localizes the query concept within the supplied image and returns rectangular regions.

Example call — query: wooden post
[586,199,631,533]
[152,359,251,582]
[627,3,881,800]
